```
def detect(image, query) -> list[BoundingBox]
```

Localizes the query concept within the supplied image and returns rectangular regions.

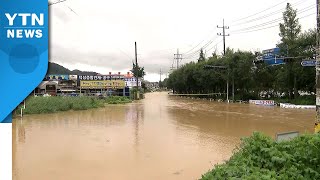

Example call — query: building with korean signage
[80,80,125,89]
[123,72,142,88]
[37,72,142,96]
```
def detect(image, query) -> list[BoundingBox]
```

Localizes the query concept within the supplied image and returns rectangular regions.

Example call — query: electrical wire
[232,12,315,35]
[184,39,223,60]
[231,0,308,27]
[181,0,309,59]
[49,0,67,6]
[183,35,220,57]
[206,40,223,53]
[230,0,288,24]
[174,0,315,68]
[231,4,316,34]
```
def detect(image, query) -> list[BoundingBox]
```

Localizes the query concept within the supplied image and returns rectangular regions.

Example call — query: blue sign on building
[262,48,285,65]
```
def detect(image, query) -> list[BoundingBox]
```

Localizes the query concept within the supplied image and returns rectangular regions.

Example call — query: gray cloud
[50,44,173,74]
[49,0,316,81]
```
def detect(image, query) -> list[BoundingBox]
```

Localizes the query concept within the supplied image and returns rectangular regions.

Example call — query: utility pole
[218,19,232,102]
[135,42,138,88]
[174,49,183,69]
[217,19,230,56]
[135,42,140,100]
[226,77,229,103]
[232,77,234,102]
[316,0,320,133]
[160,68,162,89]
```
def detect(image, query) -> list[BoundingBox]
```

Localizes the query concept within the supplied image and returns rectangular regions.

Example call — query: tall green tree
[295,29,316,93]
[279,3,301,49]
[131,63,145,80]
[278,2,301,99]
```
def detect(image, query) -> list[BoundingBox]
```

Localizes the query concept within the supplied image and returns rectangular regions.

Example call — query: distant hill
[48,62,99,75]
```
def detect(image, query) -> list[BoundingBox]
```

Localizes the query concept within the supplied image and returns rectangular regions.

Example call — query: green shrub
[273,95,315,105]
[105,96,132,104]
[201,132,320,180]
[18,95,131,115]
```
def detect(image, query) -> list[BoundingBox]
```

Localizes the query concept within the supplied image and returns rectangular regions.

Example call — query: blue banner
[0,0,48,123]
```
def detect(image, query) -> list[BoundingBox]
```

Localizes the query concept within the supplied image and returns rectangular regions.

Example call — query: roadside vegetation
[165,3,316,104]
[273,95,315,105]
[14,96,132,115]
[201,132,320,180]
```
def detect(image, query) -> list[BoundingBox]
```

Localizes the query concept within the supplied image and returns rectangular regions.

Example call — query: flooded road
[13,92,314,180]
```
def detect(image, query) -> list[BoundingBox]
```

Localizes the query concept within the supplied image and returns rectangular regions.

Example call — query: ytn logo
[4,13,44,38]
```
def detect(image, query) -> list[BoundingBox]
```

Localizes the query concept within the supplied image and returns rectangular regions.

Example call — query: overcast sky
[49,0,316,81]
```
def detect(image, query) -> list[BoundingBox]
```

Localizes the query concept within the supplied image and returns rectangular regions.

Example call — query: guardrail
[169,93,226,96]
[279,103,316,109]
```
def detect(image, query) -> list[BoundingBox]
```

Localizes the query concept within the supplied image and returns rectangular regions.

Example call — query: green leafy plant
[201,132,320,180]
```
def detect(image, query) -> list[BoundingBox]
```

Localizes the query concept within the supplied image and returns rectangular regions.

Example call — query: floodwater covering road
[13,92,314,180]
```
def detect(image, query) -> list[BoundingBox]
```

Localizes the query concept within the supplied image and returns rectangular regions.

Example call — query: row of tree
[164,3,316,99]
[164,3,316,100]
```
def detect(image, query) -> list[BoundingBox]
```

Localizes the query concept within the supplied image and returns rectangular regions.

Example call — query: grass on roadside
[14,96,132,115]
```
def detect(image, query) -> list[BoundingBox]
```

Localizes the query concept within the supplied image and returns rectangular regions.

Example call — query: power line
[183,36,221,59]
[117,48,134,61]
[182,2,295,56]
[183,2,293,59]
[176,0,315,67]
[232,5,316,34]
[181,0,312,60]
[233,12,316,35]
[67,6,78,15]
[206,40,223,53]
[184,4,315,59]
[230,0,288,24]
[49,0,67,6]
[231,0,309,27]
[183,32,218,55]
[185,40,223,60]
[49,0,79,16]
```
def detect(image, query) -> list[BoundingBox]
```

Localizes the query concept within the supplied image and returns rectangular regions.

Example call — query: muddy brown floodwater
[13,92,314,180]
